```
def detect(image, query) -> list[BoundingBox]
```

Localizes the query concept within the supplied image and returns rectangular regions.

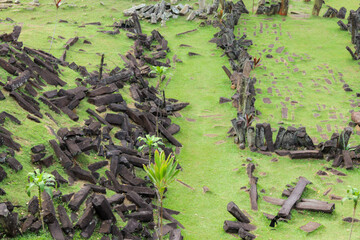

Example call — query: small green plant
[151,66,168,90]
[150,66,169,136]
[26,169,57,231]
[341,133,356,151]
[244,113,254,128]
[253,56,261,68]
[143,150,180,240]
[342,186,360,240]
[217,9,227,24]
[137,134,164,163]
[345,144,356,151]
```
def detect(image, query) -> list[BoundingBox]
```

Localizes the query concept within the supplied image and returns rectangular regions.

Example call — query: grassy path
[152,20,245,239]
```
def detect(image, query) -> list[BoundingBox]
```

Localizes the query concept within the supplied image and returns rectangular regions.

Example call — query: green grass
[0,0,360,239]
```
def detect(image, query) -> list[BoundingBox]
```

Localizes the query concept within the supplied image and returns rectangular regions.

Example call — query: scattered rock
[343,217,360,223]
[300,222,321,233]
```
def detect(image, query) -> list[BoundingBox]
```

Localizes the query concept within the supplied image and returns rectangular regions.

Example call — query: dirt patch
[215,140,226,145]
[289,12,310,19]
[199,114,223,118]
[185,118,196,122]
[204,134,218,138]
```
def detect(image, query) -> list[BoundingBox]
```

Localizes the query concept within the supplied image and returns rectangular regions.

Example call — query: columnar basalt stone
[256,2,281,16]
[223,220,257,233]
[289,150,323,159]
[274,126,286,150]
[0,58,19,76]
[263,123,274,152]
[295,127,315,150]
[338,127,353,150]
[10,91,43,118]
[231,118,246,144]
[239,228,256,240]
[321,133,339,154]
[0,203,19,237]
[42,192,56,224]
[278,177,311,218]
[68,186,91,211]
[337,7,347,19]
[243,77,257,115]
[281,126,298,150]
[348,10,359,44]
[76,204,94,230]
[57,205,73,234]
[312,0,323,16]
[343,150,353,169]
[338,20,348,30]
[346,46,358,60]
[247,126,255,149]
[227,201,250,223]
[264,196,335,213]
[92,195,116,222]
[323,6,338,18]
[279,0,289,16]
[247,163,258,211]
[255,123,265,149]
[332,154,343,167]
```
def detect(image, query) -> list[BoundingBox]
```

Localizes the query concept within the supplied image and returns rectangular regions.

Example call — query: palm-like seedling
[244,113,254,128]
[253,56,261,68]
[143,150,180,240]
[26,169,57,231]
[150,66,168,136]
[137,134,164,163]
[342,186,360,240]
[217,9,227,24]
[151,66,168,91]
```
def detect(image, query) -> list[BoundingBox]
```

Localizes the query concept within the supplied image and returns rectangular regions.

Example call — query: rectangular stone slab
[227,201,250,223]
[300,222,321,233]
[5,157,22,172]
[57,205,73,234]
[278,177,311,217]
[4,70,30,91]
[289,150,323,159]
[49,139,73,169]
[10,91,43,118]
[88,94,124,106]
[223,220,257,233]
[68,186,91,211]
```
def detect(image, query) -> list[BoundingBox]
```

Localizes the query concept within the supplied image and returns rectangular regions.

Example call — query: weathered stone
[351,111,360,125]
[338,127,353,150]
[247,126,255,149]
[255,123,265,148]
[281,126,298,150]
[295,127,315,150]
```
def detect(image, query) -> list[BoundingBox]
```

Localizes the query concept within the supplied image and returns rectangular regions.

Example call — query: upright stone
[263,123,274,152]
[336,7,346,19]
[312,0,323,16]
[231,118,246,145]
[295,127,315,150]
[255,124,265,149]
[274,126,286,149]
[281,126,298,150]
[279,0,289,16]
[338,127,353,150]
[247,126,256,149]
